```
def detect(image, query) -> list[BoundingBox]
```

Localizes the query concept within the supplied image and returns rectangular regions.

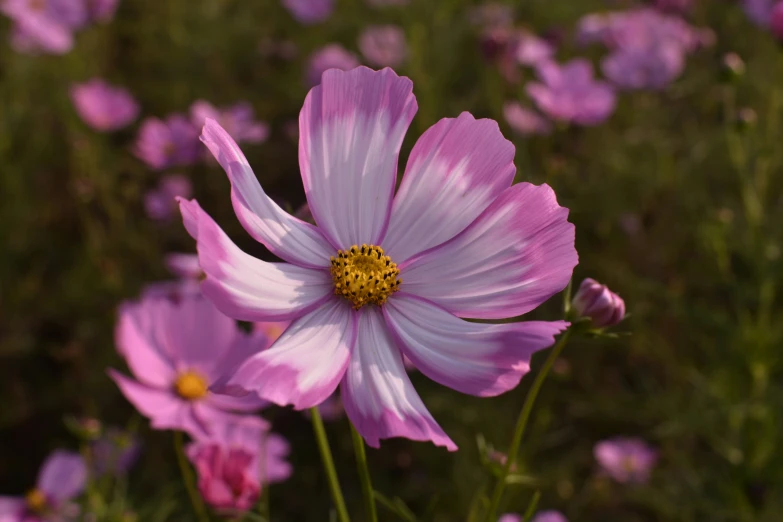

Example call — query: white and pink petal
[400,182,577,320]
[115,299,176,388]
[216,298,357,410]
[299,66,417,248]
[178,199,334,322]
[341,307,456,451]
[385,293,567,397]
[201,119,334,268]
[384,112,516,262]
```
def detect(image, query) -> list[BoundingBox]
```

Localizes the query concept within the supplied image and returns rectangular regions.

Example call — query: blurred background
[1,0,783,520]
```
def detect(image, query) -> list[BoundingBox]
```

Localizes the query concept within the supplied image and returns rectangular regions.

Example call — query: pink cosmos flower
[526,59,616,126]
[134,115,200,170]
[514,31,554,67]
[1,0,87,54]
[601,43,685,91]
[532,512,568,522]
[178,67,577,450]
[187,416,291,513]
[0,450,86,522]
[190,101,269,145]
[594,437,657,484]
[282,0,333,24]
[358,25,408,68]
[571,278,625,327]
[306,44,360,86]
[88,0,119,22]
[142,252,203,302]
[144,174,193,222]
[109,294,267,438]
[70,79,139,131]
[503,102,551,136]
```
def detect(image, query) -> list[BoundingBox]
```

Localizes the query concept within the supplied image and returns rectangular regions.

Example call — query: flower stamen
[25,489,47,513]
[330,244,401,309]
[174,370,209,400]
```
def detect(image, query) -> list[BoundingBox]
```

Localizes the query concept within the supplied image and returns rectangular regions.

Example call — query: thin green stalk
[310,407,351,522]
[482,329,572,522]
[173,431,210,522]
[350,423,378,522]
[522,490,541,521]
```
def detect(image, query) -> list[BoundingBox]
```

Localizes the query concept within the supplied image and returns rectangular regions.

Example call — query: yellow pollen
[174,370,209,400]
[25,489,47,513]
[329,244,401,309]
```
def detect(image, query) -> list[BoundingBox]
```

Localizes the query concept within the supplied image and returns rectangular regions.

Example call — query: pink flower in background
[70,79,139,131]
[134,115,200,170]
[743,0,775,26]
[498,515,522,522]
[187,416,291,513]
[180,67,576,450]
[468,2,514,30]
[514,31,554,67]
[91,428,141,477]
[571,278,625,327]
[306,44,360,86]
[88,0,119,22]
[532,512,568,522]
[601,43,685,90]
[1,0,87,54]
[282,0,333,24]
[594,437,657,484]
[503,102,551,135]
[190,101,269,145]
[142,252,202,302]
[0,450,86,522]
[526,59,616,126]
[144,174,193,222]
[771,1,783,39]
[358,25,408,68]
[109,294,267,438]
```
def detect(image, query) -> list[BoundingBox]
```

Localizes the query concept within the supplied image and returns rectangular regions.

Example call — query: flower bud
[571,278,625,327]
[721,52,745,83]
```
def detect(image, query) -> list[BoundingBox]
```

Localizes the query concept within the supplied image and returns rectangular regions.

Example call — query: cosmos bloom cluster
[0,0,119,54]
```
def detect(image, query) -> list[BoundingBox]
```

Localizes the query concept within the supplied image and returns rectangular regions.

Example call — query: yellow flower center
[621,456,637,473]
[174,370,209,400]
[25,489,47,513]
[330,244,401,309]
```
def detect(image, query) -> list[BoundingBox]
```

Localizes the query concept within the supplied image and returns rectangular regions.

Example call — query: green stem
[482,329,572,522]
[173,431,210,522]
[310,407,351,522]
[522,490,541,522]
[350,423,378,522]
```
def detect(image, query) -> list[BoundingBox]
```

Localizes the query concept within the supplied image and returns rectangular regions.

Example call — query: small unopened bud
[65,416,103,441]
[736,107,757,131]
[721,52,745,82]
[571,278,625,327]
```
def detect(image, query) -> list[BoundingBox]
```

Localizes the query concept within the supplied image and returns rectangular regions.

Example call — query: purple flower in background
[165,252,202,279]
[142,252,202,302]
[91,428,141,477]
[575,13,613,46]
[359,25,408,68]
[190,101,269,145]
[70,79,139,131]
[179,67,576,450]
[144,174,193,222]
[0,450,86,522]
[514,31,554,67]
[306,44,360,86]
[187,416,292,513]
[108,294,268,438]
[594,437,657,484]
[1,0,88,54]
[88,0,119,22]
[135,115,200,170]
[601,43,685,90]
[571,277,625,327]
[771,1,783,39]
[503,102,551,135]
[499,513,567,522]
[498,515,521,522]
[526,59,616,126]
[743,0,775,26]
[282,0,333,24]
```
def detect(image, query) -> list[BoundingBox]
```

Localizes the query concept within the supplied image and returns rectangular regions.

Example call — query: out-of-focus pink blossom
[503,102,552,135]
[594,437,657,484]
[0,450,86,522]
[282,0,333,25]
[70,79,139,131]
[187,417,292,513]
[109,294,268,438]
[1,0,88,54]
[306,44,360,86]
[514,31,554,67]
[571,277,625,327]
[526,59,616,126]
[88,0,119,22]
[743,0,775,27]
[358,25,408,68]
[771,1,783,39]
[469,2,514,30]
[144,174,193,222]
[532,512,569,522]
[134,115,200,170]
[190,101,269,145]
[142,252,202,302]
[601,43,685,90]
